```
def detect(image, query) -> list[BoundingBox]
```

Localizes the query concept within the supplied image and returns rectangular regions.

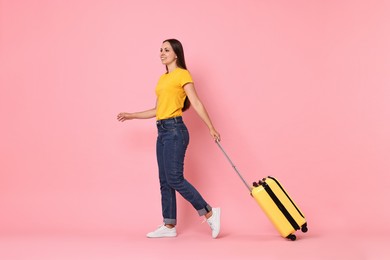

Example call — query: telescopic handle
[215,140,252,192]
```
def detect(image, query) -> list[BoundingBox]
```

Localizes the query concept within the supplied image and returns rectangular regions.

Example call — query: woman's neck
[167,63,178,73]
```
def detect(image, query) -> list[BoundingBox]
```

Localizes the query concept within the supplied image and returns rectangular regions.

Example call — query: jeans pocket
[161,122,176,131]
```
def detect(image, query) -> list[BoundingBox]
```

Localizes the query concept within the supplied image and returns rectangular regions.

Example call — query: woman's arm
[117,101,157,122]
[184,83,220,141]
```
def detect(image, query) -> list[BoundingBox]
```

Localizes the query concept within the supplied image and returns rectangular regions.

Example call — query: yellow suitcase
[216,141,308,240]
[251,176,307,240]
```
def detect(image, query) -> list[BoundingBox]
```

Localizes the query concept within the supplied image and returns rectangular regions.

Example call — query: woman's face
[160,41,177,66]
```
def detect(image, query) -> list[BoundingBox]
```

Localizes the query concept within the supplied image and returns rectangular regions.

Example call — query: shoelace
[202,217,214,229]
[153,224,170,231]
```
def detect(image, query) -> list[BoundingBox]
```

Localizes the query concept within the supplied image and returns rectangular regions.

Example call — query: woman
[117,39,221,239]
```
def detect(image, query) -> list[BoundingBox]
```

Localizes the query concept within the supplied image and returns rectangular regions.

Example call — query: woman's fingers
[117,113,127,122]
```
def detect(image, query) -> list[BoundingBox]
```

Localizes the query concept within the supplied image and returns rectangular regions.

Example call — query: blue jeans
[156,116,212,225]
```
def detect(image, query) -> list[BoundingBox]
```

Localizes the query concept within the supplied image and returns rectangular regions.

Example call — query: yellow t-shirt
[155,68,193,120]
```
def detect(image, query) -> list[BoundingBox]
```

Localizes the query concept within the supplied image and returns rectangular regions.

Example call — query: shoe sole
[146,233,177,238]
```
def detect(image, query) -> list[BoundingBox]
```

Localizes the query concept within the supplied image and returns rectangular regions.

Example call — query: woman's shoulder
[176,68,192,77]
[170,67,188,73]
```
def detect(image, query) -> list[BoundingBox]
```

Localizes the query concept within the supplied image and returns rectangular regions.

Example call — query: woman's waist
[156,117,188,132]
[156,116,183,126]
[156,109,183,122]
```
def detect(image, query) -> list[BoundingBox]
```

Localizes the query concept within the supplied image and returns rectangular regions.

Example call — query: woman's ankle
[205,211,213,219]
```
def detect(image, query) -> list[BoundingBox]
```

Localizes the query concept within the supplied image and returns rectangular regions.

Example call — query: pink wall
[1,0,389,236]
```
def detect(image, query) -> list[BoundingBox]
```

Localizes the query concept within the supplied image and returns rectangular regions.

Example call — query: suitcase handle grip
[215,140,253,192]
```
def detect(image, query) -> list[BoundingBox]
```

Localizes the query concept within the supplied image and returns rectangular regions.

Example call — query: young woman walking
[117,39,221,238]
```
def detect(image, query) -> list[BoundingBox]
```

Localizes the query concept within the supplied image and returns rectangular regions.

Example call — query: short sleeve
[179,69,193,87]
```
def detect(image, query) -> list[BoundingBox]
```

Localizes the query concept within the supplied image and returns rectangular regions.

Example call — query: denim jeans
[156,116,212,225]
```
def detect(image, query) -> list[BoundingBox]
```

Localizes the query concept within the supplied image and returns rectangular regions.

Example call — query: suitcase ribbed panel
[262,182,300,231]
[268,176,305,219]
[251,186,295,237]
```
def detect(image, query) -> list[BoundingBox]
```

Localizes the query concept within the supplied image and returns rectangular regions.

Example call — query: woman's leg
[156,134,177,226]
[146,135,178,238]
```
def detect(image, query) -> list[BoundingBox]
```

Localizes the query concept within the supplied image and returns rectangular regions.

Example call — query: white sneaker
[146,225,177,238]
[206,208,221,238]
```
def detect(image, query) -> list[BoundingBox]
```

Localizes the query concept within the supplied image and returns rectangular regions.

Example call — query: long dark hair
[163,39,191,112]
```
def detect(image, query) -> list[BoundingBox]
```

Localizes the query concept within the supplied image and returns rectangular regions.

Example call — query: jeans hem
[164,218,177,225]
[197,205,212,216]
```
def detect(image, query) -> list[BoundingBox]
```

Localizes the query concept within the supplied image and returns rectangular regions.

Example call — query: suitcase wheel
[301,223,308,233]
[287,234,296,241]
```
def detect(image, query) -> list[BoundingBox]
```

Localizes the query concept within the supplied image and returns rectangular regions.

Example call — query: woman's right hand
[117,112,133,122]
[210,128,221,142]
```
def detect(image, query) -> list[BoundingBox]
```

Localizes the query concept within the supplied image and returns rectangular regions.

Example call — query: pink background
[1,0,390,259]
